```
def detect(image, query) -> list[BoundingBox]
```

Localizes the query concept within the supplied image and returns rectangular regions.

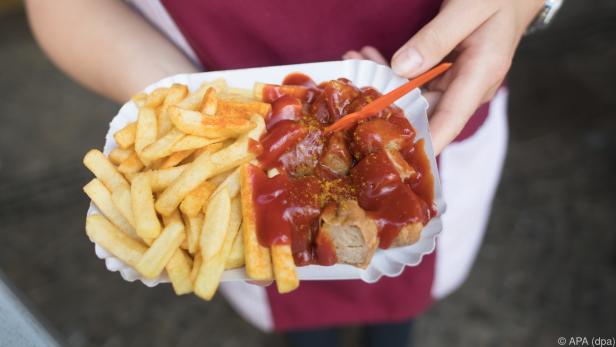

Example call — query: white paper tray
[86,60,445,286]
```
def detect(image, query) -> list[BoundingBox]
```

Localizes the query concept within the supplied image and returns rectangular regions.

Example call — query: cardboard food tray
[86,60,446,287]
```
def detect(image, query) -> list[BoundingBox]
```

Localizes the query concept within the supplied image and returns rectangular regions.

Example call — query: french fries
[135,219,184,278]
[172,135,224,152]
[169,106,255,138]
[240,164,273,281]
[135,107,158,164]
[156,114,265,216]
[271,244,299,293]
[83,79,303,301]
[86,215,147,267]
[140,128,185,163]
[113,122,137,149]
[180,181,216,217]
[225,231,245,269]
[109,147,134,165]
[83,179,136,238]
[131,173,161,239]
[194,197,242,300]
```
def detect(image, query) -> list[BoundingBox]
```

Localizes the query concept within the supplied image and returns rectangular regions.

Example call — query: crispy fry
[271,244,299,293]
[149,164,188,192]
[166,249,193,295]
[226,87,253,98]
[212,167,241,198]
[169,106,255,138]
[158,84,189,135]
[240,164,273,280]
[131,93,147,108]
[194,197,242,300]
[109,147,134,165]
[216,95,271,119]
[185,142,224,163]
[131,173,162,239]
[83,149,130,192]
[171,135,224,152]
[140,128,185,162]
[200,188,231,259]
[190,253,203,283]
[111,188,135,227]
[160,149,194,169]
[83,179,136,238]
[113,122,137,149]
[135,107,158,164]
[177,79,227,110]
[145,87,169,108]
[183,212,203,255]
[200,86,218,115]
[135,220,185,278]
[86,215,146,267]
[155,115,265,216]
[180,181,216,217]
[225,230,245,269]
[117,152,144,174]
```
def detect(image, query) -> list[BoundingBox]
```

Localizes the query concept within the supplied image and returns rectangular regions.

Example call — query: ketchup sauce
[251,73,435,265]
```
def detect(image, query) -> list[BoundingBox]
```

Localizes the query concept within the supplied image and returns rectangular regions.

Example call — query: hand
[345,0,544,154]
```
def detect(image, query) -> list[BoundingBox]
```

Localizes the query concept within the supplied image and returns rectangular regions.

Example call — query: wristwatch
[526,0,564,34]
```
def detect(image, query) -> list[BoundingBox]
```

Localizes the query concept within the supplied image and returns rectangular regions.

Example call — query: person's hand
[345,0,544,154]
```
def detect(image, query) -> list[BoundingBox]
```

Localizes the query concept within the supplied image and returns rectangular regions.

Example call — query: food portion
[83,73,435,298]
[245,74,436,292]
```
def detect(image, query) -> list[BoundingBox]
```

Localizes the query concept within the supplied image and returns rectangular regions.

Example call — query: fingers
[421,90,443,117]
[391,0,497,77]
[342,50,364,60]
[343,46,388,66]
[360,46,388,65]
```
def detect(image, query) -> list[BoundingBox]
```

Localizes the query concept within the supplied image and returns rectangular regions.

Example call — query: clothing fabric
[126,0,507,332]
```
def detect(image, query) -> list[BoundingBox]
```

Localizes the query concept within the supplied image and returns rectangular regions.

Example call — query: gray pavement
[1,1,615,346]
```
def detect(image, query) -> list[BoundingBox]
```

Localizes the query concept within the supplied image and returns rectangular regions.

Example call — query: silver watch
[526,0,563,34]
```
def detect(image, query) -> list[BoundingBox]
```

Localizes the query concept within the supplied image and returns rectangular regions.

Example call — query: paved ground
[1,1,615,346]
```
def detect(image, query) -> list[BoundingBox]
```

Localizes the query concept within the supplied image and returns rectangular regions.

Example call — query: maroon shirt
[162,0,487,331]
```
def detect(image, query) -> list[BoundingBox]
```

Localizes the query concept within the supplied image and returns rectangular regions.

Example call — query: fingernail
[392,48,422,76]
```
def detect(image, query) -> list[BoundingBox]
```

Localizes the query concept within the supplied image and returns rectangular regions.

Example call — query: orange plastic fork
[325,62,452,134]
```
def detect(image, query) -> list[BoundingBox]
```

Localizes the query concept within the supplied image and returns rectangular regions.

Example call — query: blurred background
[0,0,615,346]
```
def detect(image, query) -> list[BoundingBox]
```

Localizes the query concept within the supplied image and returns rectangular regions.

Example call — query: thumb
[391,2,495,77]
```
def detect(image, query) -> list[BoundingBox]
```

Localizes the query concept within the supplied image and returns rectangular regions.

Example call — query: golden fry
[160,149,194,169]
[135,107,158,164]
[212,167,241,198]
[166,249,193,295]
[200,188,231,259]
[86,214,146,268]
[216,95,271,119]
[83,149,130,192]
[169,106,255,138]
[155,115,265,216]
[140,128,185,162]
[83,179,136,238]
[200,86,218,115]
[225,227,245,269]
[177,79,227,110]
[149,164,188,192]
[171,135,224,152]
[117,152,144,174]
[183,212,203,255]
[113,122,137,149]
[240,164,273,280]
[109,147,134,165]
[131,173,162,239]
[180,181,216,217]
[135,221,185,278]
[271,244,299,294]
[194,197,242,300]
[145,87,169,108]
[111,188,135,227]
